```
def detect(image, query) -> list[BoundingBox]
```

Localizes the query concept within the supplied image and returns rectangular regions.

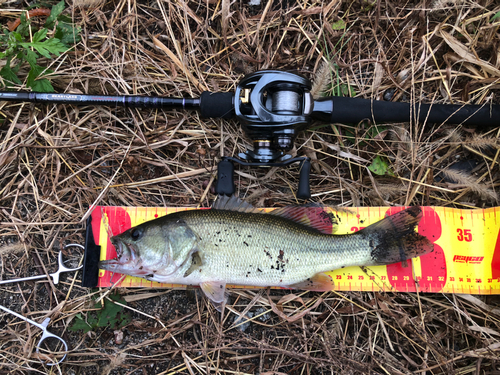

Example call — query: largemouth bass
[99,196,433,307]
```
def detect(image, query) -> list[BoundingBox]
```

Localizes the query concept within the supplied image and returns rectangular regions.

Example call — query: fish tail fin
[360,206,434,265]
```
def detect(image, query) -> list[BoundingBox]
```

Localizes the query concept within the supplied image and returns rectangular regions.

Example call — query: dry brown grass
[1,0,500,373]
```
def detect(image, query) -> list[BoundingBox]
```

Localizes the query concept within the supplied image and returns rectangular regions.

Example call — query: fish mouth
[98,238,136,271]
[112,238,125,257]
[98,258,121,271]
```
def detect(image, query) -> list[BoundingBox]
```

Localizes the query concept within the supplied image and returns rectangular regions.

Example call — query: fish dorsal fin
[269,204,338,234]
[212,195,261,213]
[213,196,338,234]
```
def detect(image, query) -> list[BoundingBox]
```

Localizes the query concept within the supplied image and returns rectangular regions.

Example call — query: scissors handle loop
[36,328,68,366]
[0,244,83,286]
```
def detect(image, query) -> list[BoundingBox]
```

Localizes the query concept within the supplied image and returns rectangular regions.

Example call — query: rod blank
[0,91,200,110]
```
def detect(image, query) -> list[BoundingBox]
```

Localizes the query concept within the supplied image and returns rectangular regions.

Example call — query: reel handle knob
[297,158,311,199]
[215,159,235,196]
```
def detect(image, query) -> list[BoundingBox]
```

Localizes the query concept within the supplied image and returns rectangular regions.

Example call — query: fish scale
[181,209,373,287]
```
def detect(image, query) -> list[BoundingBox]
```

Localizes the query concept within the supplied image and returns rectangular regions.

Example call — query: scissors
[0,244,84,366]
[0,245,83,286]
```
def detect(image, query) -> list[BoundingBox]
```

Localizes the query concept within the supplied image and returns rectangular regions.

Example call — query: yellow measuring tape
[93,206,500,294]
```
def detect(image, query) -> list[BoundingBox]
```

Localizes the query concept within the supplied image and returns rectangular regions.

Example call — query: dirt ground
[0,0,500,374]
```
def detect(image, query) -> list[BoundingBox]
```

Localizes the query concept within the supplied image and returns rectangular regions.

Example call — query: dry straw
[0,0,499,373]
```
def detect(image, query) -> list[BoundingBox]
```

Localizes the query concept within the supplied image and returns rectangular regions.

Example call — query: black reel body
[216,71,314,198]
[234,70,313,163]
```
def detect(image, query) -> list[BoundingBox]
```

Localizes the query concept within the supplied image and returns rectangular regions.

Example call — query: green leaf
[0,31,8,44]
[57,14,73,23]
[45,1,66,28]
[0,1,80,92]
[68,314,94,333]
[491,11,500,22]
[55,22,81,45]
[27,64,54,92]
[25,49,38,67]
[0,61,22,85]
[20,37,68,59]
[97,299,121,327]
[110,294,131,328]
[32,28,47,43]
[27,63,46,80]
[31,78,54,92]
[16,13,30,36]
[368,155,395,176]
[12,51,25,68]
[97,294,130,329]
[70,292,130,333]
[332,19,346,30]
[26,66,39,88]
[11,31,23,42]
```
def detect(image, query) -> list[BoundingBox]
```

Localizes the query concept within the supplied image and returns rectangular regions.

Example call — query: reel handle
[215,159,235,196]
[215,157,311,199]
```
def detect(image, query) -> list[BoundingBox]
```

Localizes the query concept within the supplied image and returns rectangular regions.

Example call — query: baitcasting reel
[234,70,313,163]
[2,70,499,199]
[217,70,316,199]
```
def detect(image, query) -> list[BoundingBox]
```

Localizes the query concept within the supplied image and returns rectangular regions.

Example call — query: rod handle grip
[313,96,500,128]
[199,92,234,119]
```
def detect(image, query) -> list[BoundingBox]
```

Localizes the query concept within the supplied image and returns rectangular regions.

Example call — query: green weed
[0,1,81,92]
[368,155,395,177]
[70,292,131,333]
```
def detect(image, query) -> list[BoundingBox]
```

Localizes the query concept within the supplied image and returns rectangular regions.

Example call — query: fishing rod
[1,70,499,198]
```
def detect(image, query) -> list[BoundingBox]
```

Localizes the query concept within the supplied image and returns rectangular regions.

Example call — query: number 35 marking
[457,228,472,242]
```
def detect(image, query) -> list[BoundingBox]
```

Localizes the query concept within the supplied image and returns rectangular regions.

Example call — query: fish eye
[130,227,144,241]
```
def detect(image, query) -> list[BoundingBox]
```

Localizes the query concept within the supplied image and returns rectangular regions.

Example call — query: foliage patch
[0,1,80,92]
[70,292,131,334]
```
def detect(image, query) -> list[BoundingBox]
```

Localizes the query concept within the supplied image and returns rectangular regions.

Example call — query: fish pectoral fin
[200,281,227,311]
[183,251,203,278]
[288,272,334,291]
